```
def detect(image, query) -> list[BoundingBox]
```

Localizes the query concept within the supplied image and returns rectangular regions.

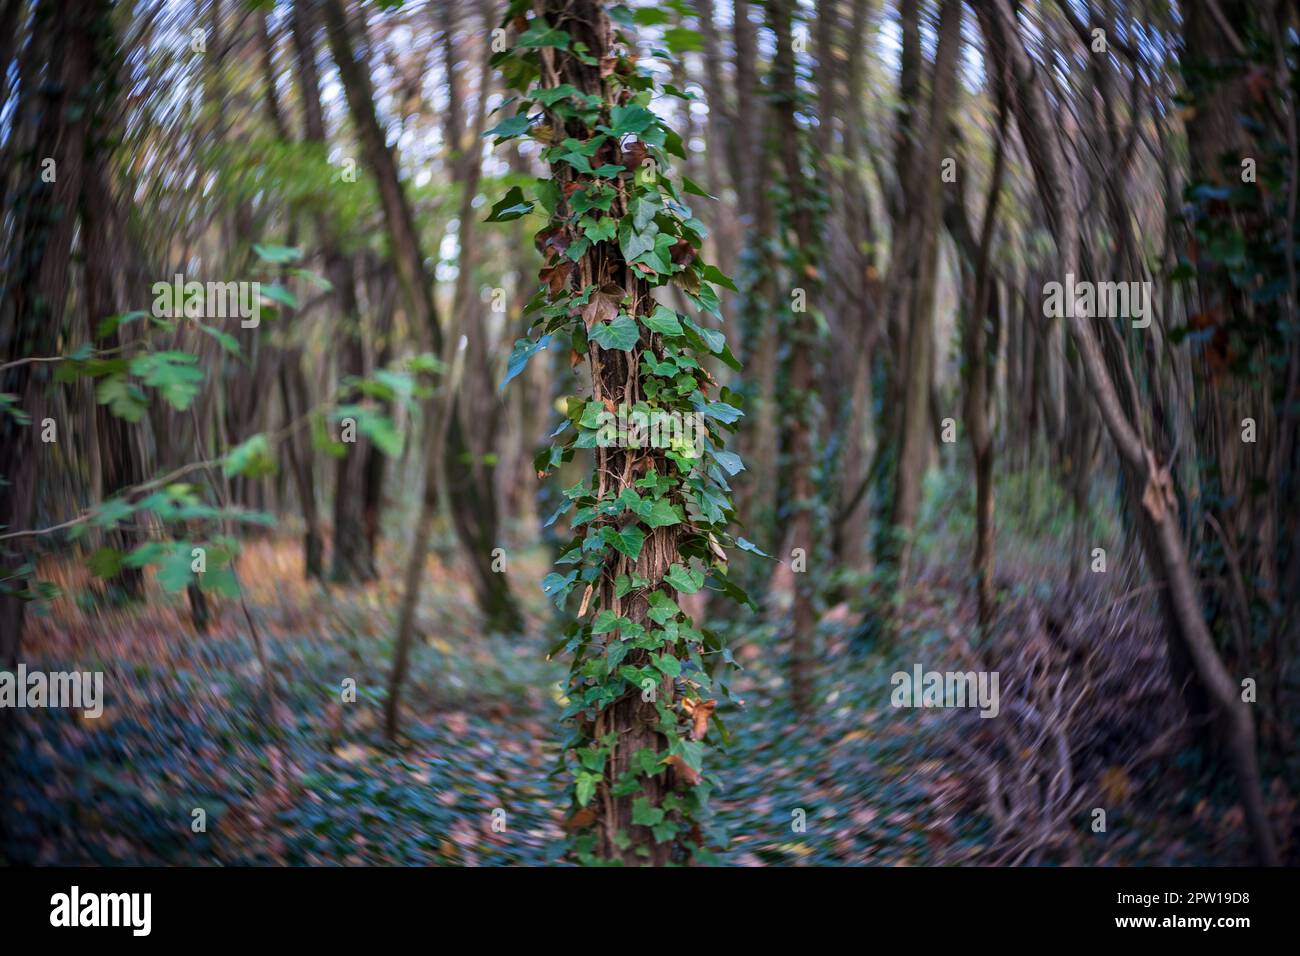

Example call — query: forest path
[2,538,1261,865]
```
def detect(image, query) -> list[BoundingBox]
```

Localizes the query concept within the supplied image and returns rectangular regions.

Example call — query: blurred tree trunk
[82,21,146,602]
[953,91,1007,635]
[292,0,375,583]
[888,0,962,588]
[263,4,324,579]
[767,0,819,712]
[830,0,882,575]
[362,259,397,563]
[0,0,95,666]
[443,0,510,571]
[321,0,522,635]
[975,0,1278,866]
[732,0,780,552]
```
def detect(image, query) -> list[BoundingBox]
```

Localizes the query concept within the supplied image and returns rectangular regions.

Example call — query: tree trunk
[0,0,94,667]
[888,0,963,587]
[975,0,1279,866]
[322,0,522,630]
[768,0,819,713]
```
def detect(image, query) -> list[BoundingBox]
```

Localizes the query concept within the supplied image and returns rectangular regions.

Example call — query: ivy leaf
[607,103,655,137]
[682,316,724,353]
[486,185,535,222]
[156,544,197,594]
[664,26,704,54]
[557,149,594,174]
[694,397,743,424]
[260,284,298,309]
[198,323,240,354]
[631,796,665,826]
[483,113,533,140]
[571,184,616,215]
[542,569,579,607]
[88,546,123,579]
[641,498,681,529]
[589,314,640,351]
[646,589,680,625]
[735,536,772,559]
[664,563,704,594]
[619,217,660,262]
[576,771,599,807]
[97,310,148,339]
[701,263,738,291]
[592,609,622,634]
[654,653,682,678]
[120,541,165,569]
[252,243,302,263]
[517,22,570,49]
[643,305,683,336]
[580,216,617,243]
[711,449,744,476]
[633,8,670,26]
[601,524,646,560]
[501,335,552,391]
[95,374,148,422]
[682,176,717,200]
[533,84,580,106]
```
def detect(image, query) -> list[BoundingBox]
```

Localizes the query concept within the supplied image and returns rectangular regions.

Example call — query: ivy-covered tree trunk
[548,0,676,866]
[492,0,745,864]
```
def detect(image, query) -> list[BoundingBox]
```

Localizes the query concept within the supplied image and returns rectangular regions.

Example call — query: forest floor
[2,530,1286,865]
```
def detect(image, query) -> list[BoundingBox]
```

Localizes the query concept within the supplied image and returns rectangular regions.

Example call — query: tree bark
[888,0,963,586]
[975,0,1279,866]
[323,0,522,630]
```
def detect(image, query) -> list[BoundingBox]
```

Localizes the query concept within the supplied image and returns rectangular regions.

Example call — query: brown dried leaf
[580,288,621,329]
[683,698,716,741]
[621,140,648,170]
[564,808,597,831]
[539,260,573,295]
[664,753,701,787]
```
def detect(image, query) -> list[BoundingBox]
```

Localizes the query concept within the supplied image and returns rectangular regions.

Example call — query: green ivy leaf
[576,771,599,807]
[607,103,655,137]
[501,335,552,391]
[94,374,148,422]
[641,498,681,529]
[654,653,682,678]
[588,314,640,351]
[631,796,665,826]
[517,22,570,49]
[646,589,680,625]
[486,185,535,222]
[601,524,646,560]
[643,305,683,336]
[664,563,704,594]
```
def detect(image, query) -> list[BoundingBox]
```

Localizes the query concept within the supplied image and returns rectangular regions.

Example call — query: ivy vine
[487,1,765,864]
